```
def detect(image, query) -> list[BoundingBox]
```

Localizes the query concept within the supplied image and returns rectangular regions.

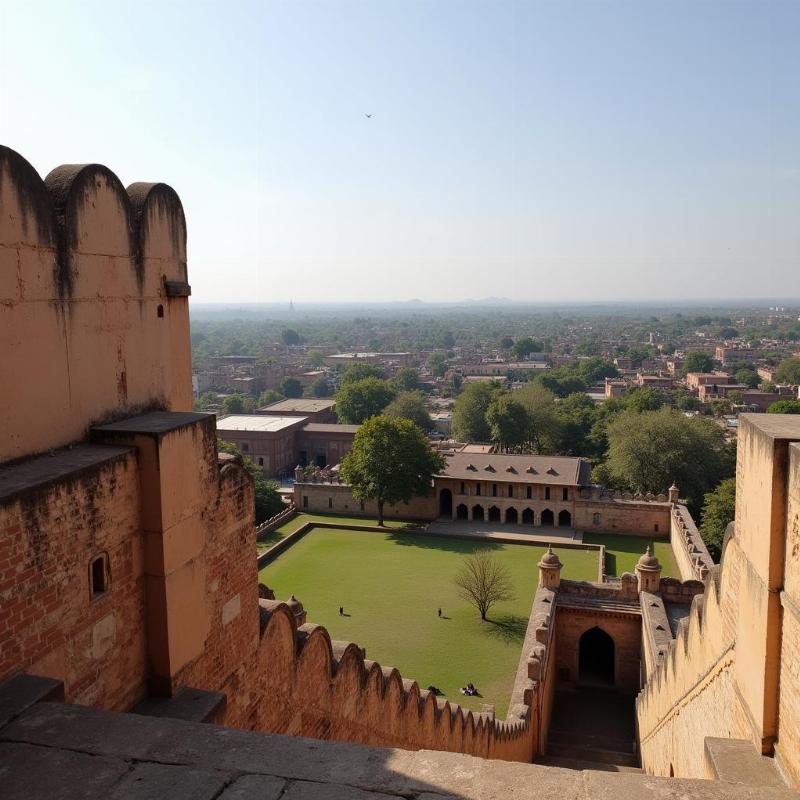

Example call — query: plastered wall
[637,415,800,785]
[0,145,192,464]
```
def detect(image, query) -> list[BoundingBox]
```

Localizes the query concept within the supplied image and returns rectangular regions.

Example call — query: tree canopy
[383,390,432,431]
[392,367,421,392]
[486,393,530,450]
[340,363,384,384]
[776,357,800,385]
[451,382,497,441]
[699,477,735,560]
[768,400,800,414]
[511,337,544,360]
[279,376,304,398]
[683,351,715,374]
[335,378,396,424]
[604,408,735,513]
[339,415,445,525]
[281,328,301,346]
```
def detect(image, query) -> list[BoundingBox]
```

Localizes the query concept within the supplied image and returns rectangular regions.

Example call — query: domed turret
[635,545,662,593]
[538,544,563,590]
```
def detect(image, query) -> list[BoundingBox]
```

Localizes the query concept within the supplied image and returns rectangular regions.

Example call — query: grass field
[260,527,598,717]
[256,512,418,551]
[583,533,678,578]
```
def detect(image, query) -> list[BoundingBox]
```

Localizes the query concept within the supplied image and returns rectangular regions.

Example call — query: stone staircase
[540,687,641,772]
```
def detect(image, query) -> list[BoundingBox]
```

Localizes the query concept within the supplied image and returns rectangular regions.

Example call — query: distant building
[257,398,337,424]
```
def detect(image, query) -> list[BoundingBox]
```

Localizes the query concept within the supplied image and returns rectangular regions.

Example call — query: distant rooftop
[216,415,307,432]
[260,399,335,413]
[301,423,360,434]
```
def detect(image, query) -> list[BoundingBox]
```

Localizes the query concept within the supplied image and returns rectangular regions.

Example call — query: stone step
[536,754,644,773]
[547,740,640,768]
[548,728,635,754]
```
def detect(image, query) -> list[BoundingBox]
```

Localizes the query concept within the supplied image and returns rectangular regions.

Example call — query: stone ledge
[132,686,226,724]
[0,673,64,729]
[0,701,798,799]
[704,736,785,787]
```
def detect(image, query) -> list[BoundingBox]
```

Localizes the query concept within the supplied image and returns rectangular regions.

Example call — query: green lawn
[256,512,418,551]
[583,533,678,578]
[260,527,598,717]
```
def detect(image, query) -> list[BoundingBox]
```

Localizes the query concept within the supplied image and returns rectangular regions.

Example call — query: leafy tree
[217,438,284,524]
[577,357,619,383]
[392,367,421,392]
[511,337,544,360]
[452,382,497,441]
[514,383,562,453]
[734,368,759,388]
[308,376,333,398]
[555,392,599,457]
[761,382,777,393]
[624,387,663,412]
[384,390,432,431]
[195,391,218,411]
[719,327,739,339]
[768,400,800,414]
[336,378,396,424]
[454,550,515,621]
[776,357,800,385]
[604,408,735,514]
[427,352,448,378]
[486,393,530,450]
[222,394,245,415]
[281,328,301,346]
[535,368,587,398]
[683,351,714,375]
[340,415,445,525]
[279,377,304,398]
[672,388,699,412]
[308,348,325,368]
[257,389,284,407]
[340,363,383,384]
[699,478,735,559]
[500,336,514,350]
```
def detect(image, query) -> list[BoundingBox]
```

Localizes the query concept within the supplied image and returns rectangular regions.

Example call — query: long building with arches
[295,451,674,538]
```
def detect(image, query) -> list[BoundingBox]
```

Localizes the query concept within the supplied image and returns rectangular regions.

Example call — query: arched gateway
[578,626,615,686]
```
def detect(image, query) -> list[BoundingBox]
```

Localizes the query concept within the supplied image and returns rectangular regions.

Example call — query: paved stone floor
[426,520,583,545]
[1,681,799,799]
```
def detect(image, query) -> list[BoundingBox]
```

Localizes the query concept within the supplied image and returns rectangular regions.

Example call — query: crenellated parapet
[670,503,714,581]
[251,598,535,761]
[0,145,192,463]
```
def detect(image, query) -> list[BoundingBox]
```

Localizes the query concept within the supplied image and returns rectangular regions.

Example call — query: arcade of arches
[440,489,573,528]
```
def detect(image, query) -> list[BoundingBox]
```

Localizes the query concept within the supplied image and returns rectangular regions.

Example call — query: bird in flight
[365,113,372,118]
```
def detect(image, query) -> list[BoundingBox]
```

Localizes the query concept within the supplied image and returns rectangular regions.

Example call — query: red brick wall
[0,452,147,710]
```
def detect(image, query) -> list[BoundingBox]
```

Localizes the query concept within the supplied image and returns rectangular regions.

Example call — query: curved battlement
[252,599,534,761]
[0,145,192,463]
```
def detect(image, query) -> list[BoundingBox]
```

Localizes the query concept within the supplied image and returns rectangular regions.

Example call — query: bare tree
[454,550,515,621]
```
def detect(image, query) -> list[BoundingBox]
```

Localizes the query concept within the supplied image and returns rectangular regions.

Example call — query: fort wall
[0,145,192,464]
[247,599,536,761]
[637,415,800,785]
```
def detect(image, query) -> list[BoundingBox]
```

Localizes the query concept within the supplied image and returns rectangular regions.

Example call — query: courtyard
[259,522,673,717]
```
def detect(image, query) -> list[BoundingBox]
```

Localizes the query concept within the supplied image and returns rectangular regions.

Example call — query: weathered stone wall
[294,481,438,520]
[245,600,535,761]
[0,146,192,464]
[0,448,147,710]
[574,498,671,537]
[776,442,800,786]
[670,504,714,581]
[554,605,641,693]
[637,415,800,786]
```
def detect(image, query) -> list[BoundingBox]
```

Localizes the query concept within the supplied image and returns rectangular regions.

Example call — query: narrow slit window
[90,555,107,598]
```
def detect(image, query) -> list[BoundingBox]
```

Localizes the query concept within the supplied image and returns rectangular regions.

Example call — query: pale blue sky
[1,0,797,303]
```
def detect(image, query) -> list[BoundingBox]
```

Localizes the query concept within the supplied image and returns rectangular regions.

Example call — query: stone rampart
[670,503,714,581]
[0,146,192,464]
[249,599,536,761]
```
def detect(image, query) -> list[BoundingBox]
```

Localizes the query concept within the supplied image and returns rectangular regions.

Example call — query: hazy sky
[1,1,798,303]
